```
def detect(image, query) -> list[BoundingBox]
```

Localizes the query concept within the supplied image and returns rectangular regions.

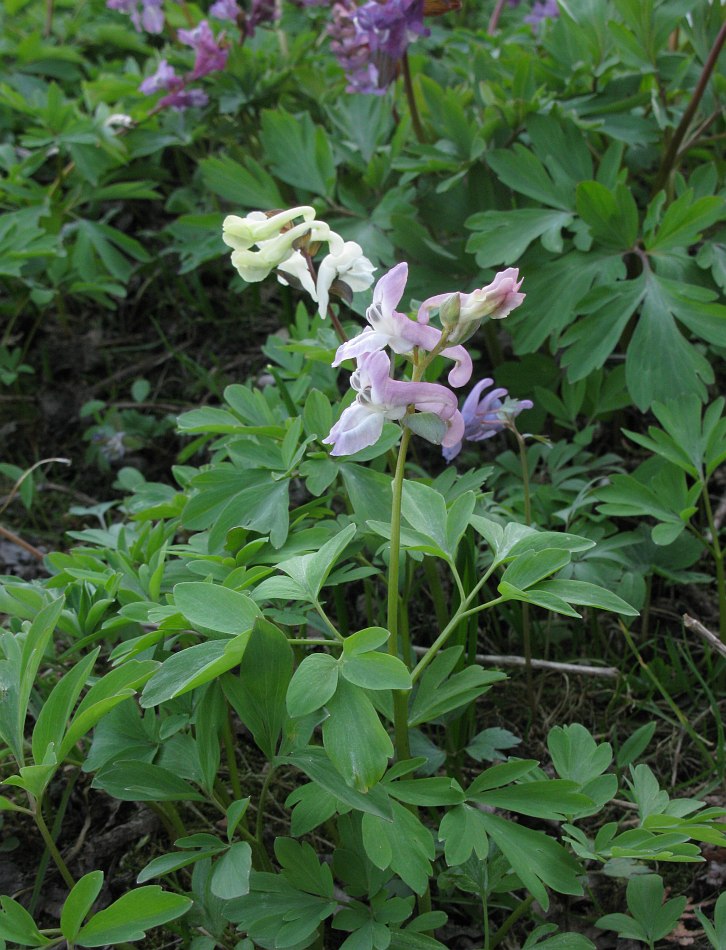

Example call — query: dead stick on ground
[683,613,726,659]
[0,524,45,561]
[411,645,618,678]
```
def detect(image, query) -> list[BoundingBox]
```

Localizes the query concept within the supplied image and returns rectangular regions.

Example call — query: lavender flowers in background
[107,0,164,33]
[209,0,241,21]
[328,0,428,94]
[443,379,533,462]
[524,0,559,28]
[178,21,229,78]
[139,20,228,112]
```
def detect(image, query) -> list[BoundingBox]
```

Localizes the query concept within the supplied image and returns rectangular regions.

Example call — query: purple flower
[210,0,241,20]
[323,351,465,456]
[333,263,472,387]
[106,0,164,33]
[139,59,180,95]
[443,379,533,461]
[245,0,279,35]
[524,0,559,27]
[159,87,210,110]
[329,0,429,94]
[178,20,229,78]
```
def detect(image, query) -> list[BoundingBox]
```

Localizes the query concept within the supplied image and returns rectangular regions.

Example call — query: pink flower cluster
[139,20,228,111]
[323,263,528,457]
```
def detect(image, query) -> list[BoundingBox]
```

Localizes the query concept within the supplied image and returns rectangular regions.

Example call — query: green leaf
[260,110,336,196]
[467,759,540,795]
[287,652,339,718]
[465,209,574,266]
[323,679,393,792]
[576,181,638,250]
[282,747,393,820]
[199,155,283,209]
[0,597,64,764]
[223,618,293,759]
[140,633,251,707]
[92,761,205,802]
[61,872,104,944]
[32,649,99,766]
[136,848,222,883]
[645,191,725,254]
[466,727,521,763]
[534,580,638,616]
[173,581,260,635]
[275,523,357,602]
[341,652,412,691]
[409,648,505,727]
[487,146,573,211]
[388,776,464,807]
[439,804,490,866]
[477,813,584,910]
[361,801,435,894]
[617,722,656,769]
[626,273,713,409]
[559,278,646,382]
[0,896,51,946]
[471,780,593,820]
[275,838,334,897]
[76,887,192,947]
[499,548,572,591]
[211,842,252,899]
[341,464,393,526]
[343,627,390,656]
[59,660,158,760]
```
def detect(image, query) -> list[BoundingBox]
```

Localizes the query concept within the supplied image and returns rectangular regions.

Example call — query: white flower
[222,207,316,252]
[315,236,375,317]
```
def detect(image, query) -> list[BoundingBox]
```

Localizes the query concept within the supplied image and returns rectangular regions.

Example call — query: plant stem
[512,428,534,714]
[401,53,426,143]
[256,765,277,854]
[619,621,713,768]
[411,595,504,683]
[653,18,726,193]
[223,711,243,802]
[34,798,75,890]
[423,557,450,630]
[702,480,726,642]
[487,0,507,33]
[314,603,345,641]
[388,428,413,760]
[490,894,534,949]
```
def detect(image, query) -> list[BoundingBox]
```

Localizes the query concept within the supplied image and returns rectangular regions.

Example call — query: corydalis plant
[139,20,229,111]
[222,206,375,318]
[325,260,525,456]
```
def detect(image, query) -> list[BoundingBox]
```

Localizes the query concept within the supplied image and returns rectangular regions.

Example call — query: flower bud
[438,293,461,330]
[222,207,316,252]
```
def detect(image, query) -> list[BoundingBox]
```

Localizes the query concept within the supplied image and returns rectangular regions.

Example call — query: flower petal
[323,402,384,456]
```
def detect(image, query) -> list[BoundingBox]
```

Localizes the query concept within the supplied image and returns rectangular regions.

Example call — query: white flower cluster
[222,207,375,318]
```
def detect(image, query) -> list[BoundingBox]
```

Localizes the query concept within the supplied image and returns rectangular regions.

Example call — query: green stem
[514,429,534,715]
[411,595,504,684]
[619,621,713,768]
[33,798,75,890]
[223,711,243,802]
[423,557,450,631]
[490,894,534,949]
[653,18,726,193]
[256,765,277,850]
[388,428,413,760]
[31,770,78,914]
[314,603,345,641]
[401,53,425,143]
[702,481,725,642]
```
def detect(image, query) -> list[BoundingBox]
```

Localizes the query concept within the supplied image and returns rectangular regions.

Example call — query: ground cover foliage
[1,0,726,947]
